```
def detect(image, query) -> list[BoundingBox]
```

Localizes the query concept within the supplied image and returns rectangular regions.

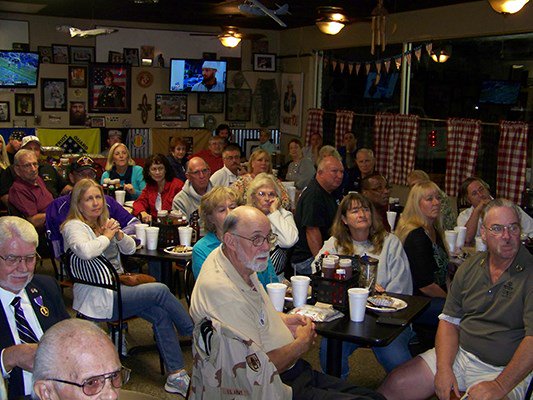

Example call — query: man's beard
[245,252,270,272]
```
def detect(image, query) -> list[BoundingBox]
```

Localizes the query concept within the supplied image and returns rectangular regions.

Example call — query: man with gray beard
[190,206,384,399]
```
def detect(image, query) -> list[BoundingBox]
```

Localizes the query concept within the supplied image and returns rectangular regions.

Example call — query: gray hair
[245,173,281,205]
[356,148,375,159]
[317,146,341,166]
[481,198,521,227]
[0,216,38,248]
[32,320,112,388]
[14,149,36,165]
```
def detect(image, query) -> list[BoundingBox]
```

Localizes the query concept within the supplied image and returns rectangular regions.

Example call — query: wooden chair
[62,249,164,374]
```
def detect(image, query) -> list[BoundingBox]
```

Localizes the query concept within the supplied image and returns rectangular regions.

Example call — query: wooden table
[133,247,191,289]
[316,293,430,377]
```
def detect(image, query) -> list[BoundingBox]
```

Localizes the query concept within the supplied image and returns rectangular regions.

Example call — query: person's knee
[378,356,434,398]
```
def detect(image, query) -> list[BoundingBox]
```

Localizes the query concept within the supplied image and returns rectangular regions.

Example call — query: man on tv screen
[192,61,224,92]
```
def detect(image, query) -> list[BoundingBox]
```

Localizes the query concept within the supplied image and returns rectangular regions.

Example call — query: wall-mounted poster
[41,78,67,111]
[89,63,131,114]
[226,89,251,122]
[155,94,187,121]
[280,73,304,136]
[14,94,34,116]
[197,92,224,114]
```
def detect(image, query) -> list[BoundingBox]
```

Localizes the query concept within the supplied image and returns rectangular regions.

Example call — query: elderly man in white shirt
[210,144,242,188]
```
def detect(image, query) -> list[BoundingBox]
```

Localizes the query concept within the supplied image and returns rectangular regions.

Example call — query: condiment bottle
[190,210,200,245]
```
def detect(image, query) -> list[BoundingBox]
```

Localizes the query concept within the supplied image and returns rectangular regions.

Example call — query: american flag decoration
[56,134,88,154]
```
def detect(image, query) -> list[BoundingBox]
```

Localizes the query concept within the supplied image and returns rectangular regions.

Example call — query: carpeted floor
[38,259,387,399]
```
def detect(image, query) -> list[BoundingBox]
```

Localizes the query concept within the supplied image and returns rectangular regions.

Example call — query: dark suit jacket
[0,275,69,399]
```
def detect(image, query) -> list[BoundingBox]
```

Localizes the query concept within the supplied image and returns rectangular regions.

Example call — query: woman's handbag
[119,272,156,286]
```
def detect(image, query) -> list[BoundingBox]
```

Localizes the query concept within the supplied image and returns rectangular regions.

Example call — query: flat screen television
[169,59,227,93]
[364,72,399,99]
[0,51,40,88]
[478,80,521,105]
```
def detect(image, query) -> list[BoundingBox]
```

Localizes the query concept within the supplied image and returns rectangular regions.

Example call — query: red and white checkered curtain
[445,118,482,197]
[304,108,324,145]
[334,110,355,147]
[373,113,419,185]
[497,121,529,204]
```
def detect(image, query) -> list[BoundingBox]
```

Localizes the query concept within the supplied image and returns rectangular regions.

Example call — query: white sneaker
[164,370,190,396]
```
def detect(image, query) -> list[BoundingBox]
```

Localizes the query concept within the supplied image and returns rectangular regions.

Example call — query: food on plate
[171,245,193,254]
[368,295,395,307]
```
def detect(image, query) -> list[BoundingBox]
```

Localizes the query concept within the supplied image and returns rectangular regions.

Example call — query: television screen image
[479,80,521,105]
[0,51,40,88]
[169,59,227,93]
[364,72,399,99]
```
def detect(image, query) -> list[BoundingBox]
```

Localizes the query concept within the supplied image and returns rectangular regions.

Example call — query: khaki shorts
[419,346,532,400]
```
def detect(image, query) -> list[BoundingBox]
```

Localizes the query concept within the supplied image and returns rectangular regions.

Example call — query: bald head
[186,157,211,194]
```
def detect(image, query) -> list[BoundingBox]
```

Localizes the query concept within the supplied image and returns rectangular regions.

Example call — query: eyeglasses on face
[483,223,520,236]
[188,168,210,176]
[149,166,165,173]
[230,232,278,247]
[255,191,277,199]
[469,185,487,197]
[48,366,130,396]
[17,162,39,170]
[0,253,40,267]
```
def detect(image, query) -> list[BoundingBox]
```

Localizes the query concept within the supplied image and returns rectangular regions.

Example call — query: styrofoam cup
[178,226,193,246]
[386,211,397,231]
[454,226,467,249]
[134,223,149,247]
[266,283,287,312]
[475,236,487,252]
[348,287,369,322]
[290,275,311,307]
[114,190,126,205]
[445,230,458,254]
[145,227,160,250]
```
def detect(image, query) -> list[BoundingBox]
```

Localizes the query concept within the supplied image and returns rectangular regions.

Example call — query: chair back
[63,249,119,291]
[184,259,195,307]
[45,230,72,290]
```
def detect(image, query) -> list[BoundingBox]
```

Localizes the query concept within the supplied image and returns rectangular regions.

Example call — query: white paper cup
[134,223,149,247]
[445,230,458,254]
[475,236,487,252]
[178,226,193,247]
[145,227,160,250]
[114,190,126,205]
[348,288,369,322]
[266,283,287,312]
[290,275,311,307]
[386,211,397,231]
[454,226,467,249]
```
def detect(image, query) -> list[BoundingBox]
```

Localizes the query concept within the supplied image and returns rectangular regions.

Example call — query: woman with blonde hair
[231,148,291,210]
[395,181,448,327]
[0,135,9,170]
[246,173,298,278]
[316,192,412,377]
[61,178,193,396]
[101,142,145,200]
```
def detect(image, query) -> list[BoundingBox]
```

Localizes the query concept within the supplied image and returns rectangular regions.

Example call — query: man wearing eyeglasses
[191,136,225,173]
[172,157,213,221]
[361,174,392,232]
[210,144,242,187]
[379,198,532,400]
[33,319,127,400]
[0,216,69,399]
[190,206,383,399]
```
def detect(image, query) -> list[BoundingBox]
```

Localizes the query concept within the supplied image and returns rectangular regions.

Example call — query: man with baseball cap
[45,155,139,257]
[0,135,71,207]
[101,129,123,157]
[5,131,24,164]
[192,61,225,92]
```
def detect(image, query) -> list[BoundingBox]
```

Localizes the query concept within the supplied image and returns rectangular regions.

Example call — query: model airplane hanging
[56,25,118,37]
[238,0,289,27]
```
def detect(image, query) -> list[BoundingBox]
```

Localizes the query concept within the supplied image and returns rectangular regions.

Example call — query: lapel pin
[34,296,49,317]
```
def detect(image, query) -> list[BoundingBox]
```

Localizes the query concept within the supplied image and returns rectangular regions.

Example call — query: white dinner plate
[163,246,193,257]
[366,296,407,313]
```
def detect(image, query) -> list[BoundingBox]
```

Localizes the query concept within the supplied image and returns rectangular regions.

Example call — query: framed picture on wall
[91,116,106,128]
[108,51,124,64]
[253,53,276,72]
[69,101,87,126]
[226,88,252,121]
[38,46,53,63]
[155,93,187,121]
[41,78,67,111]
[70,46,95,64]
[197,92,224,113]
[280,72,304,136]
[123,48,140,66]
[0,102,10,122]
[52,44,69,64]
[244,139,261,159]
[69,66,87,88]
[88,63,131,113]
[14,94,34,116]
[189,114,205,128]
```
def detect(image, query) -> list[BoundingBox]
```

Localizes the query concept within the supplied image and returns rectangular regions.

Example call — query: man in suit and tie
[0,216,69,399]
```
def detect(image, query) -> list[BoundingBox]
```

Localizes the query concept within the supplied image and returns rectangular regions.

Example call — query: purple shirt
[9,176,54,217]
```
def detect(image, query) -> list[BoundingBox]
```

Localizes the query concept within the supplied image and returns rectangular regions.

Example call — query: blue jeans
[320,327,414,379]
[291,257,313,275]
[110,282,194,372]
[413,297,445,327]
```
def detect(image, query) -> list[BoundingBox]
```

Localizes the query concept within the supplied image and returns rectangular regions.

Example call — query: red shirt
[133,178,184,218]
[191,149,224,173]
[9,176,54,217]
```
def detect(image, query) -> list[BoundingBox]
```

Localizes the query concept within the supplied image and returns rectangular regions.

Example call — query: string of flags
[324,43,434,81]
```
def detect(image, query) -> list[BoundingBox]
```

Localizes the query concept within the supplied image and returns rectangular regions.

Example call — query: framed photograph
[253,53,276,72]
[41,78,67,111]
[91,116,106,128]
[197,92,224,113]
[280,72,304,136]
[140,45,154,66]
[189,114,205,128]
[69,101,87,126]
[52,44,69,64]
[244,139,261,159]
[108,51,124,64]
[89,63,131,113]
[69,66,87,88]
[123,48,139,66]
[69,46,95,64]
[0,102,10,122]
[155,93,187,121]
[14,94,34,116]
[226,88,252,121]
[38,46,53,63]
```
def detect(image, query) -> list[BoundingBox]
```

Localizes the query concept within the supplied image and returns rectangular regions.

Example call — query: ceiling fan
[190,26,265,47]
